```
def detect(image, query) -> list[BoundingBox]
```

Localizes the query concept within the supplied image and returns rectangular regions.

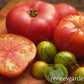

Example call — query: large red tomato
[0,34,36,77]
[53,15,84,57]
[55,3,79,19]
[6,1,59,44]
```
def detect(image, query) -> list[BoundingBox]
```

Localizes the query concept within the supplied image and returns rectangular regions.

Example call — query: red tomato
[6,1,59,44]
[55,3,79,19]
[53,15,84,57]
[0,34,36,77]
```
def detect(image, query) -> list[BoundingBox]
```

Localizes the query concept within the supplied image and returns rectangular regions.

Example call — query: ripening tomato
[74,67,84,84]
[0,34,36,77]
[55,3,79,19]
[53,15,84,57]
[6,1,59,44]
[32,61,48,79]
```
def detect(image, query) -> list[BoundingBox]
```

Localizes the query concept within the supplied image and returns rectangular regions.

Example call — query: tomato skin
[6,1,59,44]
[74,67,84,84]
[54,51,76,70]
[37,41,57,62]
[0,33,36,77]
[53,15,84,57]
[55,3,79,19]
[32,61,48,79]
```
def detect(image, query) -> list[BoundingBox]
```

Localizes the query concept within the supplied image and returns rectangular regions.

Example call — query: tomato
[44,64,68,84]
[6,1,59,44]
[55,3,79,19]
[53,15,84,57]
[37,41,57,62]
[54,51,76,70]
[0,34,36,77]
[74,67,84,84]
[32,61,48,79]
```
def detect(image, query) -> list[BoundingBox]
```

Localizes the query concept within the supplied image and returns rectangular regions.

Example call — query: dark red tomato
[55,3,79,19]
[53,15,84,57]
[6,1,59,44]
[0,34,36,77]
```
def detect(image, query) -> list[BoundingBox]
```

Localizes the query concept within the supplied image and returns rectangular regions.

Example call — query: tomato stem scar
[29,9,38,17]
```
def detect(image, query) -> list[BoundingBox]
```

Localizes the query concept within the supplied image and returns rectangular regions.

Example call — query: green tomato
[37,41,57,62]
[54,51,76,70]
[44,64,68,84]
[32,61,48,79]
[74,67,84,84]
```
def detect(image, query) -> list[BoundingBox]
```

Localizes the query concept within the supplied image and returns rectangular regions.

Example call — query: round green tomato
[37,41,57,62]
[54,51,76,70]
[32,61,48,79]
[74,67,84,84]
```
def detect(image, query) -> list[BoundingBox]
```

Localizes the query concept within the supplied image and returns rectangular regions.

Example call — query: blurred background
[0,0,84,11]
[0,0,10,10]
[41,0,84,11]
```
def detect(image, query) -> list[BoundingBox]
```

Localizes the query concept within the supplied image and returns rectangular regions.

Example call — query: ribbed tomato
[6,1,59,44]
[0,34,36,77]
[53,15,84,57]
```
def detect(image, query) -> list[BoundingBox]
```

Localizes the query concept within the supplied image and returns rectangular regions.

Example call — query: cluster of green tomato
[32,41,84,84]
